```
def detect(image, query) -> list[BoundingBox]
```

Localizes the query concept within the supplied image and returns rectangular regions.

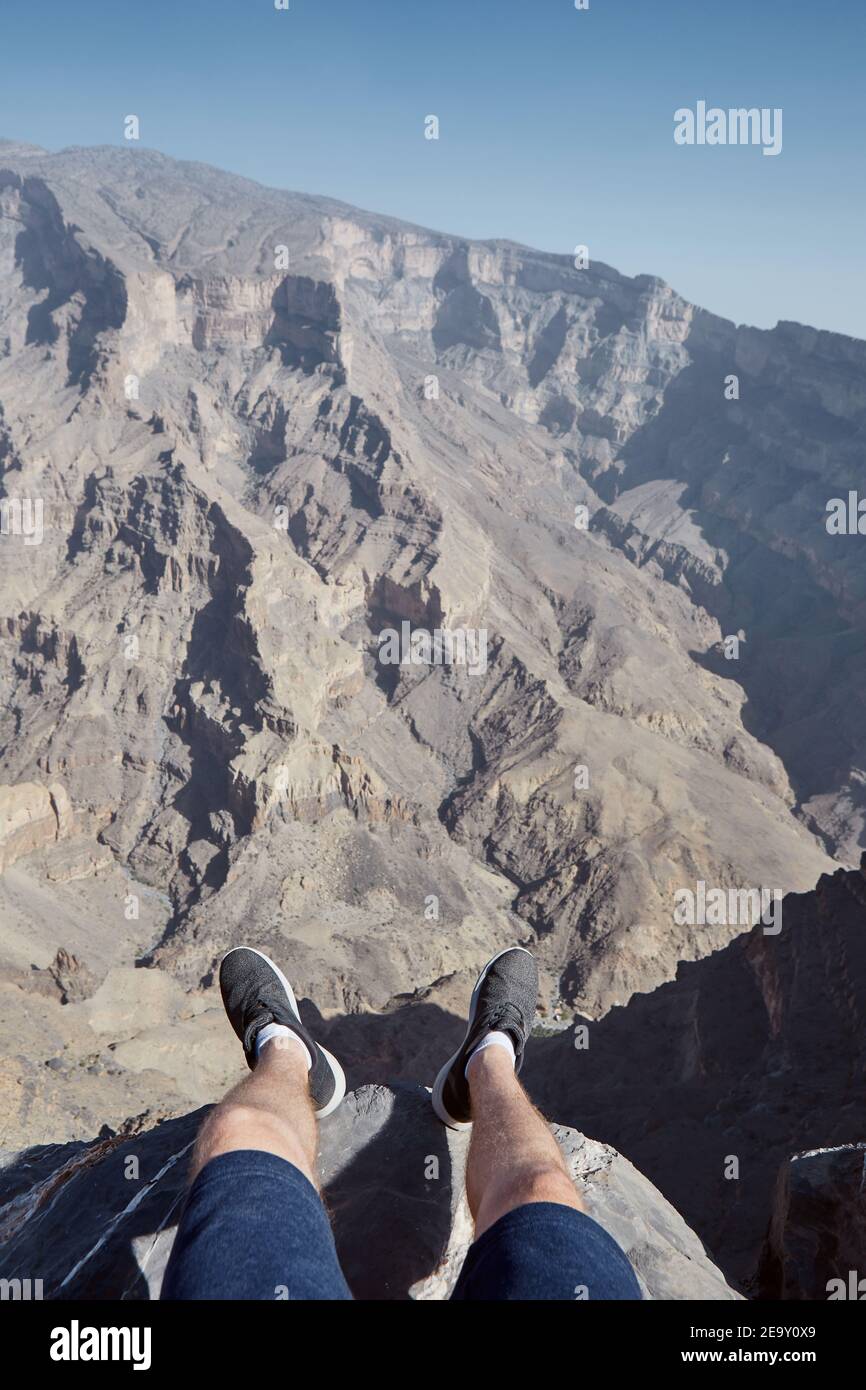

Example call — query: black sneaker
[431,946,538,1129]
[219,947,346,1118]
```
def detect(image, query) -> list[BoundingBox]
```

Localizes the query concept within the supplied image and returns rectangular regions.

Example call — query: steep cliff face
[761,1142,866,1300]
[0,782,76,872]
[0,142,864,1297]
[523,860,866,1296]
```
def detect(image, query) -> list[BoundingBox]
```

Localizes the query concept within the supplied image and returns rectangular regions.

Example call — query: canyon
[0,139,863,1298]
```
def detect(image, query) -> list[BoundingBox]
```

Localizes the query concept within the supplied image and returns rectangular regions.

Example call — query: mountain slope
[2,142,857,1031]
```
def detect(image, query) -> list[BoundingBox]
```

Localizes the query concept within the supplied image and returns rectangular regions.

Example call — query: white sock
[464,1030,516,1078]
[255,1023,312,1070]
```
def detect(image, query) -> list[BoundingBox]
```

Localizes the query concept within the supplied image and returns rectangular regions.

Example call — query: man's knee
[204,1101,291,1151]
[508,1163,585,1213]
[531,1168,585,1212]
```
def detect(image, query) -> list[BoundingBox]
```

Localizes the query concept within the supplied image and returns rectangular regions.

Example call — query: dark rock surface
[760,1143,866,1300]
[524,860,866,1295]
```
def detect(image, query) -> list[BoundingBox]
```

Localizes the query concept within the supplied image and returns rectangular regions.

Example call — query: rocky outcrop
[2,947,99,1004]
[0,1083,740,1300]
[524,859,866,1295]
[0,781,75,872]
[760,1144,866,1300]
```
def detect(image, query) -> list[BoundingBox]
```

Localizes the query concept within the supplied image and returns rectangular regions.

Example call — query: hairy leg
[465,1045,584,1237]
[188,1037,317,1187]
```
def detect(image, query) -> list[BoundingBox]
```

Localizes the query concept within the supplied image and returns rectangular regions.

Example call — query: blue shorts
[161,1149,642,1301]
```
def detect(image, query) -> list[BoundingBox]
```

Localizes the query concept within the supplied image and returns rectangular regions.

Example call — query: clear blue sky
[1,0,863,337]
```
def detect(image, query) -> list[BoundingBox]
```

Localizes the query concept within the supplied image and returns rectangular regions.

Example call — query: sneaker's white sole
[431,946,534,1130]
[222,946,346,1119]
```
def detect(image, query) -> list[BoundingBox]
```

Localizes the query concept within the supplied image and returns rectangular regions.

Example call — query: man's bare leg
[431,947,584,1236]
[188,1037,317,1186]
[160,948,353,1301]
[432,950,641,1299]
[465,1045,584,1236]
